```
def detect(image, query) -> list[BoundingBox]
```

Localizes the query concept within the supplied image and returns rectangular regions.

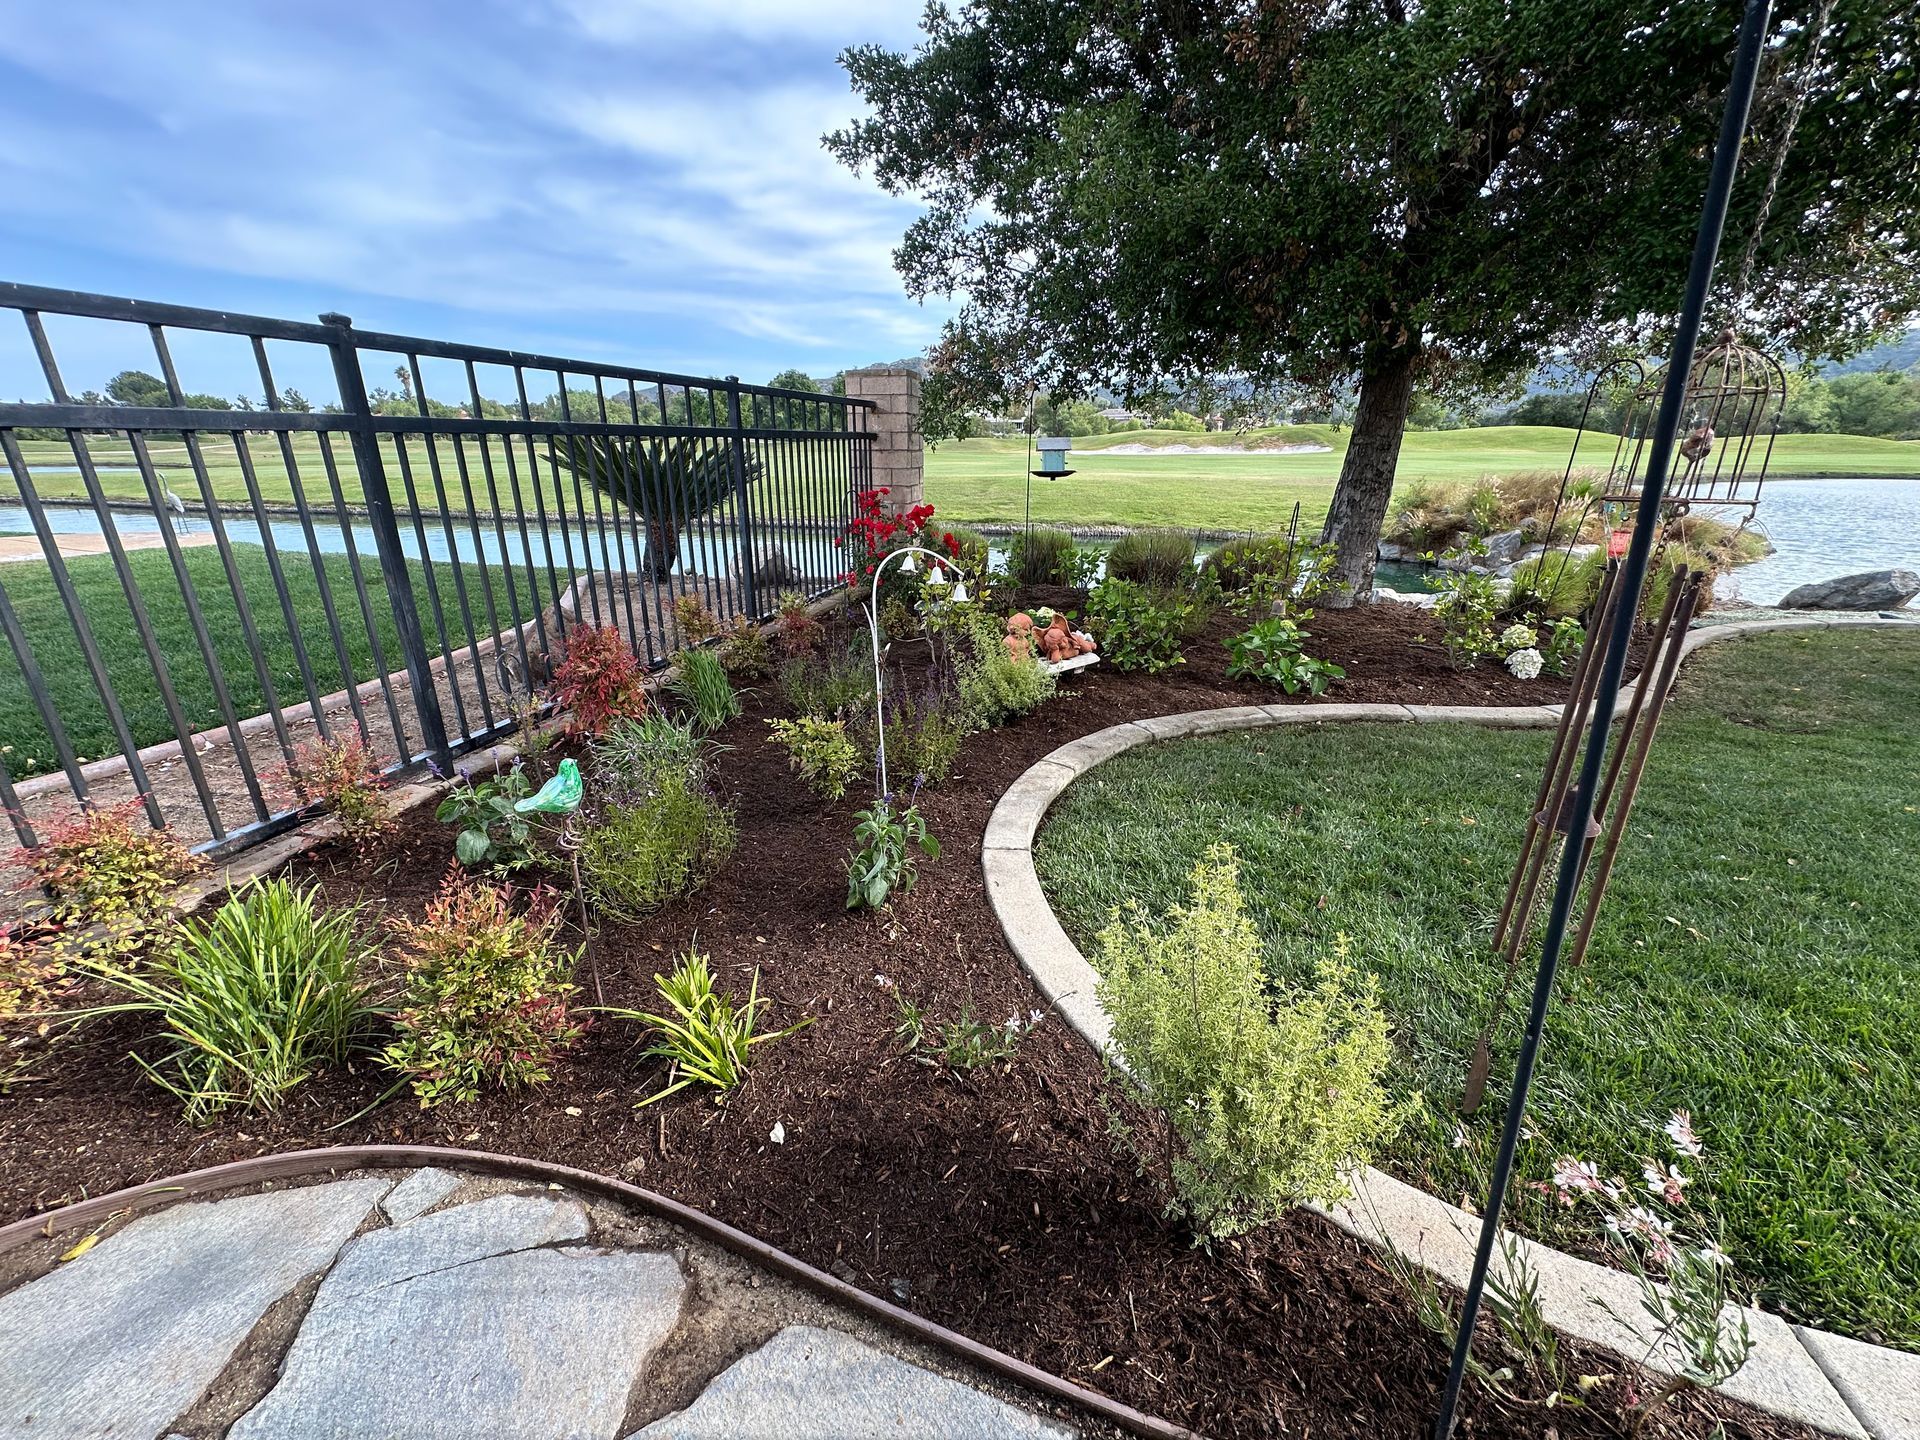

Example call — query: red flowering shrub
[772,591,824,659]
[839,488,957,607]
[553,624,646,735]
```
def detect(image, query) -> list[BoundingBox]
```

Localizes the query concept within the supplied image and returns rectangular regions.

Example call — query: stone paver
[630,1324,1075,1440]
[380,1165,461,1224]
[0,1178,390,1440]
[320,1192,588,1301]
[1797,1326,1920,1440]
[231,1194,680,1440]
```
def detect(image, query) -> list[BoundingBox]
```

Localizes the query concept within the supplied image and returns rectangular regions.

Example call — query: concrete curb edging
[982,616,1920,1440]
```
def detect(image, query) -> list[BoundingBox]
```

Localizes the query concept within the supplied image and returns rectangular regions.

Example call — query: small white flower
[1505,647,1544,680]
[1665,1109,1704,1159]
[874,973,893,989]
[1552,1156,1608,1196]
[1695,1241,1732,1267]
[1451,1123,1471,1149]
[1028,1009,1046,1028]
[769,1121,785,1145]
[1643,1160,1690,1205]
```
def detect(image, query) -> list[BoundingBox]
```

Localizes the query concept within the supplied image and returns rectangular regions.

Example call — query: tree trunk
[643,516,680,581]
[1319,351,1419,607]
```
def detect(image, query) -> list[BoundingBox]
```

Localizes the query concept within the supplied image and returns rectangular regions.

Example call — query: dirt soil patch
[2,601,1783,1440]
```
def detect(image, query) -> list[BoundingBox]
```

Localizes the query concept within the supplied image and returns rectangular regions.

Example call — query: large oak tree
[830,0,1919,601]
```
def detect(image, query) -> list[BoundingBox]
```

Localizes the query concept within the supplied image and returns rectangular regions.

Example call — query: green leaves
[609,950,811,1107]
[1225,616,1347,695]
[845,802,937,911]
[70,878,379,1121]
[436,765,540,872]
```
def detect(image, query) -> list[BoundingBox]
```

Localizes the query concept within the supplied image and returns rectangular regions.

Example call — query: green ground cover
[0,545,520,773]
[1036,629,1920,1346]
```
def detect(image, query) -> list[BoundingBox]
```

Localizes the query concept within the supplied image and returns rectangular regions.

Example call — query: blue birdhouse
[1034,436,1073,477]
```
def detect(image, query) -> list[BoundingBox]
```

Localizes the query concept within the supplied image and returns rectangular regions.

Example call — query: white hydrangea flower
[1505,647,1544,680]
[1499,622,1538,651]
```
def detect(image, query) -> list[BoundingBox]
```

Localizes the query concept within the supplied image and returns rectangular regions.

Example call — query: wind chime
[1459,332,1787,1115]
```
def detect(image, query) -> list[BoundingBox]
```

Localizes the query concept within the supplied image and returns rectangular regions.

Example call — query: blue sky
[0,0,947,404]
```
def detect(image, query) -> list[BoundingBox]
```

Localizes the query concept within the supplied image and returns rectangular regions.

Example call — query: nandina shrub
[771,591,824,660]
[1095,843,1411,1239]
[16,801,201,957]
[383,874,583,1107]
[282,734,390,845]
[0,923,58,1022]
[553,623,645,735]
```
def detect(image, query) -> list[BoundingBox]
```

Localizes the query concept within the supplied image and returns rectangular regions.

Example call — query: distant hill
[1819,330,1920,376]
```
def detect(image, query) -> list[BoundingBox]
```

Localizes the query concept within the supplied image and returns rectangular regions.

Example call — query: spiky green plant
[548,435,761,579]
[614,949,811,1106]
[72,878,379,1120]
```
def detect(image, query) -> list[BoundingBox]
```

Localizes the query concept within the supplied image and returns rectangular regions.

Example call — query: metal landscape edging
[0,1143,1201,1440]
[980,615,1920,1440]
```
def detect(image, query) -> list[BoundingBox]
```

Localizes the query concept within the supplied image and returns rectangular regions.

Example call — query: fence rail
[0,282,872,862]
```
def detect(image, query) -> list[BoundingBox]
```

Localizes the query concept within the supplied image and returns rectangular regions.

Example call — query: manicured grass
[1036,629,1920,1346]
[925,426,1920,528]
[0,545,520,773]
[11,428,1917,534]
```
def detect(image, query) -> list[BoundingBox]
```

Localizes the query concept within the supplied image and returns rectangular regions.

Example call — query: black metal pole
[1431,2,1772,1434]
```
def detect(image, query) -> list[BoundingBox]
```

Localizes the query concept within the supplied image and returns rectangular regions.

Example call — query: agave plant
[549,435,761,579]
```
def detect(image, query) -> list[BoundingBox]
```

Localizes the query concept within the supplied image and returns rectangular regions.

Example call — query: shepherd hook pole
[1432,1,1773,1433]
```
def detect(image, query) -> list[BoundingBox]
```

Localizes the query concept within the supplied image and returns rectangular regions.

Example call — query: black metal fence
[0,282,871,859]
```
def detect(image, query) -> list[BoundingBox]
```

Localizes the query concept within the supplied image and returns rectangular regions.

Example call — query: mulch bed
[0,598,1791,1440]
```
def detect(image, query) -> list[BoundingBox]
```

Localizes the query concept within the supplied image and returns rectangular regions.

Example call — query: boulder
[1481,529,1531,565]
[1778,569,1919,611]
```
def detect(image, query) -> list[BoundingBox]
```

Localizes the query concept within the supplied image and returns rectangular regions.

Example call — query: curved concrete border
[984,616,1919,1440]
[0,1144,1199,1440]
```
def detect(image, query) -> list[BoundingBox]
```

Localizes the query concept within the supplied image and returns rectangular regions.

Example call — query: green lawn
[1036,629,1920,1346]
[9,427,1916,535]
[0,545,522,774]
[925,425,1920,529]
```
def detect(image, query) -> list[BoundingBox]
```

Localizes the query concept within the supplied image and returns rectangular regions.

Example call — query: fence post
[723,377,760,618]
[319,313,453,774]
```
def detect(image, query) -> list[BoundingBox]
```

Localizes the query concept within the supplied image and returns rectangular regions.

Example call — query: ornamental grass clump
[1106,527,1196,591]
[669,647,743,733]
[612,948,811,1107]
[1095,843,1411,1239]
[73,878,379,1121]
[384,874,582,1107]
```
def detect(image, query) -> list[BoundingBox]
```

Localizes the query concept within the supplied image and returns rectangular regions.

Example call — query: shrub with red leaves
[552,624,646,735]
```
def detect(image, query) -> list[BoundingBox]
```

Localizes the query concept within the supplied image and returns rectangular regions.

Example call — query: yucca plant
[613,949,810,1106]
[548,435,761,579]
[72,878,379,1120]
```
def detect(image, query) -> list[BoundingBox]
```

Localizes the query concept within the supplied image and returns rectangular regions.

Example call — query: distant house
[1097,405,1137,422]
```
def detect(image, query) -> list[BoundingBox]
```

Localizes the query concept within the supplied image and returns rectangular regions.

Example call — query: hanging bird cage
[1599,329,1787,520]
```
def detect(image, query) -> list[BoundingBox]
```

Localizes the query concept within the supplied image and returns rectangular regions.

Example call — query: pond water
[0,501,836,585]
[6,476,1913,608]
[1707,477,1920,606]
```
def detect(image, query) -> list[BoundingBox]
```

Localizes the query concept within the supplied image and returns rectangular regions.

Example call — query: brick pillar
[843,366,923,516]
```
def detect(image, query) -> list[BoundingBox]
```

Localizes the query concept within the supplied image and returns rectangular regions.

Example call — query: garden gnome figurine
[1004,612,1036,660]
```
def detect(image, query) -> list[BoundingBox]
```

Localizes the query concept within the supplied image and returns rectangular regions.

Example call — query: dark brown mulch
[0,601,1787,1440]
